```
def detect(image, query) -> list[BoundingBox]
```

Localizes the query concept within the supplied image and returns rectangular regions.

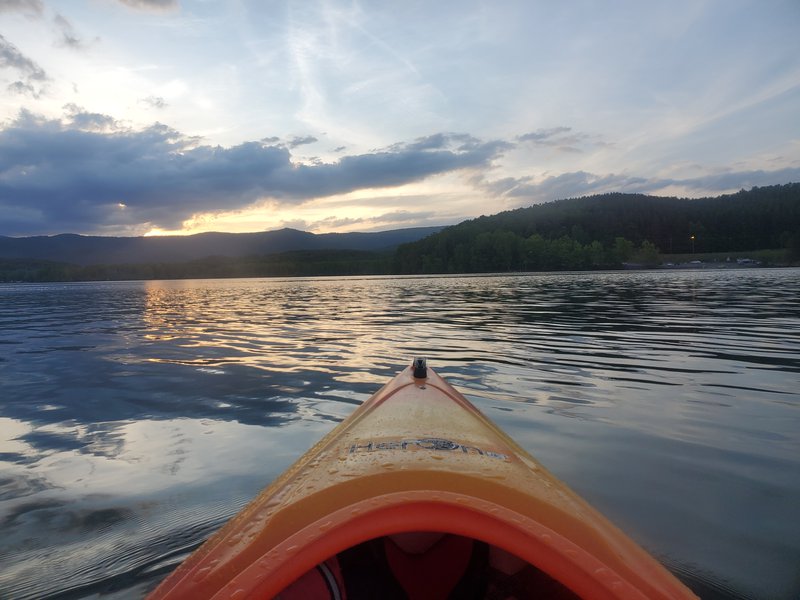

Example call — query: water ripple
[1,269,799,598]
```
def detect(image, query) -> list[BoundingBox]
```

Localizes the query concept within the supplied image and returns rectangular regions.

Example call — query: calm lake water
[1,269,799,599]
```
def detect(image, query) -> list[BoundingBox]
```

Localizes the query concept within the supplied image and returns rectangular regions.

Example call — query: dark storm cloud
[260,134,506,199]
[0,34,48,97]
[0,111,506,235]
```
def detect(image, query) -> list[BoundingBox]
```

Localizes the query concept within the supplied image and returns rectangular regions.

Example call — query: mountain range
[2,184,798,281]
[0,227,443,266]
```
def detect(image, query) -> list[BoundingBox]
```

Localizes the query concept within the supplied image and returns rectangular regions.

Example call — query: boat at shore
[148,359,697,599]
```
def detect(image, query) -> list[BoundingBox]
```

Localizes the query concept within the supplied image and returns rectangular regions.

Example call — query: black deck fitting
[412,357,428,379]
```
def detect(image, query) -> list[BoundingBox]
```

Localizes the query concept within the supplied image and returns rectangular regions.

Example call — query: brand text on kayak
[348,437,510,460]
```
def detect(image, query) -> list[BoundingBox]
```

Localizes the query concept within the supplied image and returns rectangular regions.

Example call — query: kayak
[148,359,697,599]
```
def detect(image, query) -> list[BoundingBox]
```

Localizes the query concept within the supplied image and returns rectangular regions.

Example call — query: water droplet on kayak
[318,520,333,531]
[192,566,211,583]
[230,589,246,599]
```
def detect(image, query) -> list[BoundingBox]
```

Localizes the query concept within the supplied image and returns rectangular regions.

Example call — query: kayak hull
[149,364,696,599]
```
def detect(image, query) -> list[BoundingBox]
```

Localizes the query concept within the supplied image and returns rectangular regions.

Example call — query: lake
[1,269,799,599]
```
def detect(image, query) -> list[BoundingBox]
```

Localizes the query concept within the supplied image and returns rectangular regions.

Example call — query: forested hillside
[394,184,800,273]
[2,185,798,282]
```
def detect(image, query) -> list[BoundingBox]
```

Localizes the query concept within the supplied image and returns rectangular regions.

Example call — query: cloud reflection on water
[0,414,336,598]
[0,270,798,598]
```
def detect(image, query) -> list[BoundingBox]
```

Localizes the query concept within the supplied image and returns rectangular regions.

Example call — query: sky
[0,0,799,238]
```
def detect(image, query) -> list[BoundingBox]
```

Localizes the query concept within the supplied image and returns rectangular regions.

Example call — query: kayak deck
[149,361,696,599]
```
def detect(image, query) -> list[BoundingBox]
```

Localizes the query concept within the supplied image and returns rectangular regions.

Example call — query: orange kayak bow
[149,359,696,599]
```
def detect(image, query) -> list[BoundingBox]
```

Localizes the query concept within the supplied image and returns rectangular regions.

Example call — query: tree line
[393,231,664,273]
[393,184,800,274]
[2,184,798,282]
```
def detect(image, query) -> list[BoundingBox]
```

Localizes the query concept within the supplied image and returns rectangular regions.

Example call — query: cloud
[371,209,438,224]
[278,218,309,231]
[6,80,39,96]
[287,135,318,148]
[0,33,48,97]
[116,0,179,12]
[295,209,440,233]
[518,127,572,144]
[53,13,90,49]
[63,103,122,132]
[140,95,168,109]
[387,133,495,154]
[507,171,650,202]
[516,127,605,153]
[0,111,505,236]
[485,168,800,207]
[305,215,363,230]
[665,167,800,194]
[0,0,43,17]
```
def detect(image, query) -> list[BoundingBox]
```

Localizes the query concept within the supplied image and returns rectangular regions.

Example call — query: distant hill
[0,226,443,266]
[394,184,800,273]
[3,185,798,282]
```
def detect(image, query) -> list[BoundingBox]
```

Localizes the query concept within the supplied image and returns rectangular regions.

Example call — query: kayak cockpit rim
[206,491,653,600]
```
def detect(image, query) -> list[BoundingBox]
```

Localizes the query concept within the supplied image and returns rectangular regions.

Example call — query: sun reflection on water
[0,270,798,599]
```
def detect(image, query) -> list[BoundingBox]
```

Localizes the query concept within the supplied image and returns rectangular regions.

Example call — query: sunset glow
[0,1,798,237]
